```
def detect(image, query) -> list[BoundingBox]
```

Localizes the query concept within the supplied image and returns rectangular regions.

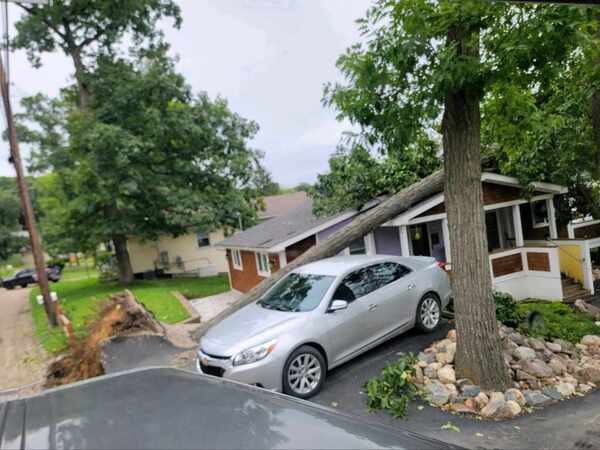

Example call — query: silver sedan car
[198,255,451,399]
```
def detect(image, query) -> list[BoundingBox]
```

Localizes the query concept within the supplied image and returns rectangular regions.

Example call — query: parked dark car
[1,266,61,290]
[0,368,458,450]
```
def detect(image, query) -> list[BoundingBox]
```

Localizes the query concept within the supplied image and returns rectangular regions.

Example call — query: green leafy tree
[0,178,26,261]
[12,0,181,109]
[18,52,267,284]
[322,0,593,389]
[312,135,440,216]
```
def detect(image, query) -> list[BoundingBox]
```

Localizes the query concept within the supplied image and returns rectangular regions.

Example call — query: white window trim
[530,200,549,229]
[232,249,243,271]
[255,252,271,277]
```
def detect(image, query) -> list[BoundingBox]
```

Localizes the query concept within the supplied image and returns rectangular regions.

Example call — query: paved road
[311,320,600,450]
[0,287,48,395]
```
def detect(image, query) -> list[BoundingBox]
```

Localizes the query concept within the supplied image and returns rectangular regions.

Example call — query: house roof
[217,198,363,252]
[258,191,310,220]
[218,172,568,253]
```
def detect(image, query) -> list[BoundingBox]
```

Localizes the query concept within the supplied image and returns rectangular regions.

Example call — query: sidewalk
[0,288,48,397]
[191,290,241,323]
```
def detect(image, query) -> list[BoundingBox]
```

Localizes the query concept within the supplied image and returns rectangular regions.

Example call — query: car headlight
[232,340,277,366]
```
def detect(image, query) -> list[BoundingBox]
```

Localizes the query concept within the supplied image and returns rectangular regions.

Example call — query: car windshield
[258,273,335,312]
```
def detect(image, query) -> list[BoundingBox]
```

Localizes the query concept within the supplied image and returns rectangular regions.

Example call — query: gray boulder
[424,380,450,406]
[524,390,552,406]
[461,384,481,397]
[520,359,553,379]
[513,346,536,361]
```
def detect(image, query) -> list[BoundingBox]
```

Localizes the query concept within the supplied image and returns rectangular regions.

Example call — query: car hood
[201,302,303,356]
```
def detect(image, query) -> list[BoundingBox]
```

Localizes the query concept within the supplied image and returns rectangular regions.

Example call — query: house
[218,172,577,302]
[126,192,309,278]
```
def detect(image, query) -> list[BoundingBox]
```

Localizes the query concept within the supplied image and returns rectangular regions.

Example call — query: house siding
[374,227,402,255]
[285,236,316,264]
[127,229,228,275]
[227,249,280,293]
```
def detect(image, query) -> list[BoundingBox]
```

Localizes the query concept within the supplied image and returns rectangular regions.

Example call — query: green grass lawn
[30,271,229,354]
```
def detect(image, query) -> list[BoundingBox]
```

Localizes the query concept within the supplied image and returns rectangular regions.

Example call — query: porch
[364,189,566,301]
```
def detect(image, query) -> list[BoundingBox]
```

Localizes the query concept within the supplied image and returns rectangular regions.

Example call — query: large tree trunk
[112,234,135,285]
[443,24,510,391]
[69,47,91,110]
[192,169,444,340]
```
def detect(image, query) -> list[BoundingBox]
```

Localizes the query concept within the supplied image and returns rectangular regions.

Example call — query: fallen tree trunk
[192,169,444,340]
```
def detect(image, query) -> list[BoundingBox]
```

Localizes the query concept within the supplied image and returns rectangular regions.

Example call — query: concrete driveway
[0,287,48,397]
[310,320,600,450]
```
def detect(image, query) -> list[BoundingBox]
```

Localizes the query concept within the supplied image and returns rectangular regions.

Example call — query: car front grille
[200,362,225,378]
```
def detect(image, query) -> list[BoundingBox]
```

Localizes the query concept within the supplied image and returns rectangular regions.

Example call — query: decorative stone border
[415,326,599,419]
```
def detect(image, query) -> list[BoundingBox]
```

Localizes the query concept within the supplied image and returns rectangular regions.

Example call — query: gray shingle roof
[216,198,354,251]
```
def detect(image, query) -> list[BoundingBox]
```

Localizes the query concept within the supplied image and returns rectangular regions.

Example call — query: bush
[365,354,418,419]
[46,258,67,271]
[517,302,600,343]
[495,291,522,327]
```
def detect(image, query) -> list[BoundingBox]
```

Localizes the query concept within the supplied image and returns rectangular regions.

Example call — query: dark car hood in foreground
[0,368,459,450]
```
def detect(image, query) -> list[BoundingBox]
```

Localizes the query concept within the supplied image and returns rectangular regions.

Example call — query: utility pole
[0,1,57,326]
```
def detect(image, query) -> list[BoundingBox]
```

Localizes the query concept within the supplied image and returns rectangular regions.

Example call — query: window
[256,252,271,277]
[333,263,411,302]
[531,200,549,229]
[197,232,210,248]
[232,249,243,270]
[258,273,335,312]
[370,262,411,289]
[348,237,367,255]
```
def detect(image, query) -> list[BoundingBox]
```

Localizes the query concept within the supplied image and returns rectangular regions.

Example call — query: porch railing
[488,246,563,301]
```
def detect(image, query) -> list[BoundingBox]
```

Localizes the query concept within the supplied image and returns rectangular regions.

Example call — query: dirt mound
[46,291,180,388]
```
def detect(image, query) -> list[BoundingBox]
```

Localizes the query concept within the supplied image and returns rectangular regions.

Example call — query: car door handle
[368,304,378,311]
[407,283,416,291]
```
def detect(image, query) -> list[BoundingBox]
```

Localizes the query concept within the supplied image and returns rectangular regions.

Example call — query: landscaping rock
[508,332,526,346]
[450,401,477,414]
[436,350,455,365]
[505,400,522,417]
[578,383,593,394]
[556,382,575,397]
[513,346,537,361]
[418,352,435,364]
[576,365,600,384]
[582,335,600,347]
[447,329,457,342]
[461,384,481,397]
[554,339,576,355]
[542,386,563,400]
[414,365,424,384]
[505,388,526,406]
[548,358,567,376]
[524,390,552,406]
[424,380,450,406]
[480,399,506,418]
[529,338,546,351]
[546,342,562,353]
[474,392,489,409]
[437,365,456,384]
[490,391,505,403]
[520,359,553,379]
[445,383,458,401]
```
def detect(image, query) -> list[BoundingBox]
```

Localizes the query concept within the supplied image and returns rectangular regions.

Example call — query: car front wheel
[416,294,441,333]
[282,345,326,399]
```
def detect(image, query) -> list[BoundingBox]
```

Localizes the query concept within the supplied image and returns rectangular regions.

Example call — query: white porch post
[399,225,411,256]
[547,198,558,239]
[442,218,451,263]
[278,250,287,268]
[365,233,377,255]
[512,204,524,247]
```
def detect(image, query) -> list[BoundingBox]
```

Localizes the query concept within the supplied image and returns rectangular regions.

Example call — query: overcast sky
[0,0,371,187]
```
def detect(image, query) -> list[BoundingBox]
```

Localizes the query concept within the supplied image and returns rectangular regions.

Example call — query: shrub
[517,302,600,343]
[365,354,418,419]
[494,291,522,327]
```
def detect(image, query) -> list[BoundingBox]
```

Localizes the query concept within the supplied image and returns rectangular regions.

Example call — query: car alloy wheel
[283,346,326,399]
[418,295,440,331]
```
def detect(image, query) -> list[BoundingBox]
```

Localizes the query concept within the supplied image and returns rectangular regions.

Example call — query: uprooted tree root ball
[46,291,168,388]
[415,325,599,420]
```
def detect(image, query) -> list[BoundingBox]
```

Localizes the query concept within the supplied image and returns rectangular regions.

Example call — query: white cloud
[0,0,371,186]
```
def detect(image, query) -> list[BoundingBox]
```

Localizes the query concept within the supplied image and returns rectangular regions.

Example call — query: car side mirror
[328,299,348,313]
